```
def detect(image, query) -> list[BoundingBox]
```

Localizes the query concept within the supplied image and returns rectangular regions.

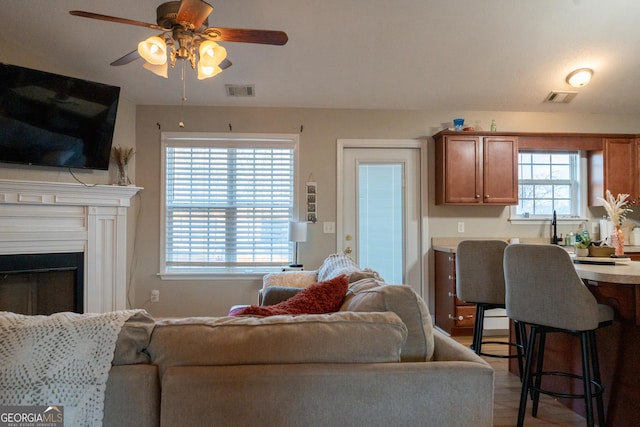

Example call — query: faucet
[552,210,563,245]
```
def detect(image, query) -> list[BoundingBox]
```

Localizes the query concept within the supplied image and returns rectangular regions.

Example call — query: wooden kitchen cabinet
[434,132,518,205]
[434,250,475,336]
[588,137,638,205]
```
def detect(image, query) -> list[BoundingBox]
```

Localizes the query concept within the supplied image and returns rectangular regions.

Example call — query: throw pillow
[316,253,362,282]
[230,274,349,316]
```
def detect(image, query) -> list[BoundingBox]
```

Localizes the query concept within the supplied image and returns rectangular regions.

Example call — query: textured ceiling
[1,0,639,113]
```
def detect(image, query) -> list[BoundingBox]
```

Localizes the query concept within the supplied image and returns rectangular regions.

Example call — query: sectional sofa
[102,255,494,426]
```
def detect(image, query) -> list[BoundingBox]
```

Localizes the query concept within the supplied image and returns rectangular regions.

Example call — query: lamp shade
[197,62,223,80]
[289,221,307,243]
[143,61,168,78]
[199,40,227,67]
[138,36,167,65]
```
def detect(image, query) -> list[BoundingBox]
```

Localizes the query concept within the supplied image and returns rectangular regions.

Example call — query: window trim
[159,132,300,279]
[509,150,589,224]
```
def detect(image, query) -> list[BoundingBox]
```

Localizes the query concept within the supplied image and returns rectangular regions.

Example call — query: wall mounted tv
[0,63,120,170]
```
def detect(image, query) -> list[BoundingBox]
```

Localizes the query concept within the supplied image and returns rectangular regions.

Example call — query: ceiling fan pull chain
[179,60,187,128]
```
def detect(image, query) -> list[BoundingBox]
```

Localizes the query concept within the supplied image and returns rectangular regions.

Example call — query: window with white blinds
[161,133,298,275]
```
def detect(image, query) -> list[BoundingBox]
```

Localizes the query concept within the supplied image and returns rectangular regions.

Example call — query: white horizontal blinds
[165,139,294,268]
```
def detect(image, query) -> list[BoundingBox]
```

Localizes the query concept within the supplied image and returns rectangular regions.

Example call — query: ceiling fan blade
[204,28,288,45]
[220,59,232,70]
[110,50,141,66]
[69,10,166,31]
[177,0,213,29]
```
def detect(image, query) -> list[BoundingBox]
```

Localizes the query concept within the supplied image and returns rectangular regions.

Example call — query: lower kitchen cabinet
[434,250,475,336]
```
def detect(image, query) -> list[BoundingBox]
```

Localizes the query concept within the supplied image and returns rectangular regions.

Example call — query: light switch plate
[323,221,335,234]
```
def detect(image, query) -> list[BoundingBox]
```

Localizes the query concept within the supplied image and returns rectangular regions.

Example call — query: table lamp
[289,221,307,267]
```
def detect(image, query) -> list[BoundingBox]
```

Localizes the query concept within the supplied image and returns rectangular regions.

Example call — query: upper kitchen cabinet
[588,137,638,206]
[434,132,518,205]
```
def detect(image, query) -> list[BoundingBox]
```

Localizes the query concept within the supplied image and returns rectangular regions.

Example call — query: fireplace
[0,180,140,313]
[0,252,84,314]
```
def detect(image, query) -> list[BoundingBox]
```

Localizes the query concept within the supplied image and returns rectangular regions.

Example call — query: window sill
[158,266,290,281]
[509,216,589,226]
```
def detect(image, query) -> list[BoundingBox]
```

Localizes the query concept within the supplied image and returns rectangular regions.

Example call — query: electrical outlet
[457,222,465,233]
[150,290,160,303]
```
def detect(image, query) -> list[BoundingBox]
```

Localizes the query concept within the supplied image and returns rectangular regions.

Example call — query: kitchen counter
[432,237,640,255]
[574,260,640,285]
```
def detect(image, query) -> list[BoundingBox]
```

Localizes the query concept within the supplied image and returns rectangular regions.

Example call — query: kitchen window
[160,132,299,278]
[511,150,586,221]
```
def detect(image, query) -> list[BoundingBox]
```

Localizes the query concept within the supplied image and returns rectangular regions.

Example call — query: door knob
[343,246,352,254]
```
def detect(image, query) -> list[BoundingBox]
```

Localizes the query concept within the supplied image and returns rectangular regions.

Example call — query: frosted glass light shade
[197,62,223,80]
[143,61,168,78]
[566,68,593,88]
[199,40,227,67]
[138,36,167,65]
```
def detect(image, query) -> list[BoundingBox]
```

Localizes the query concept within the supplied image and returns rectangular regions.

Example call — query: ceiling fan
[70,0,288,79]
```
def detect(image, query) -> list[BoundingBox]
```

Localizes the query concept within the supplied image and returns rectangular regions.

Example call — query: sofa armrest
[260,286,303,306]
[432,329,490,364]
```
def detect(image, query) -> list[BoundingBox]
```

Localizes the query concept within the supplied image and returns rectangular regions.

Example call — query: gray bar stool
[455,240,525,378]
[504,243,614,427]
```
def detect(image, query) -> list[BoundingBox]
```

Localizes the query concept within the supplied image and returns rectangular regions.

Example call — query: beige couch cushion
[112,310,155,365]
[340,279,435,362]
[147,311,407,378]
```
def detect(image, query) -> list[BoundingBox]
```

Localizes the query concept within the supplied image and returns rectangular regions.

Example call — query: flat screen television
[0,63,121,170]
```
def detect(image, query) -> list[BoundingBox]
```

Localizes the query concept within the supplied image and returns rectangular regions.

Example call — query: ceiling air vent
[225,84,255,97]
[544,91,578,104]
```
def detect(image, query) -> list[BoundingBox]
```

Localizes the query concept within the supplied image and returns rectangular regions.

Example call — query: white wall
[130,106,640,317]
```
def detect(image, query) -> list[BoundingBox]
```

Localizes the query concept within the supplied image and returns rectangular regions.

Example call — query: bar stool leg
[514,320,526,380]
[588,330,606,426]
[517,325,538,427]
[532,329,547,417]
[580,331,595,427]
[472,303,485,355]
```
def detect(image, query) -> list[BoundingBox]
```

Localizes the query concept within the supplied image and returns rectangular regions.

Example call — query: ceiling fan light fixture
[566,68,593,88]
[197,62,222,80]
[199,40,227,67]
[143,61,169,78]
[138,36,168,65]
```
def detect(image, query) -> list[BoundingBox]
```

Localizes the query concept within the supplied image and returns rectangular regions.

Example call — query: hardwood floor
[453,335,589,427]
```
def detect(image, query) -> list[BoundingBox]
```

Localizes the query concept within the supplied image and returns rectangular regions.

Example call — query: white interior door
[339,142,422,293]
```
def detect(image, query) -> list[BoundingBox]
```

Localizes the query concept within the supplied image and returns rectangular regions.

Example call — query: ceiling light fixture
[136,32,227,80]
[566,68,594,88]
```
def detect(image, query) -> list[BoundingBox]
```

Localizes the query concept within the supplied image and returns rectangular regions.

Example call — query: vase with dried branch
[598,190,633,256]
[113,146,134,186]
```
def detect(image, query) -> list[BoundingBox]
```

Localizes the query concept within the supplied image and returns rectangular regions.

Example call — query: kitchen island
[511,260,640,427]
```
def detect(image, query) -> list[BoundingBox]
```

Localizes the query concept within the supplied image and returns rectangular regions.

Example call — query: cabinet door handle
[448,291,457,297]
[448,314,464,321]
[448,275,456,281]
[485,194,490,198]
[475,194,480,198]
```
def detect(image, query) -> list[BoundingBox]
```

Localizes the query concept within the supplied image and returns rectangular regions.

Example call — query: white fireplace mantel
[0,179,142,313]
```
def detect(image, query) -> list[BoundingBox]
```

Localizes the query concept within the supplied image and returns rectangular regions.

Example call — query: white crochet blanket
[0,310,143,427]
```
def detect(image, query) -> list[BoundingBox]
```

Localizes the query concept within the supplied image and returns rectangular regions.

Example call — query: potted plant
[575,238,590,257]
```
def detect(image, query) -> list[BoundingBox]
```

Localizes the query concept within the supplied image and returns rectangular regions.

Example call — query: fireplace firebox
[0,252,84,315]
